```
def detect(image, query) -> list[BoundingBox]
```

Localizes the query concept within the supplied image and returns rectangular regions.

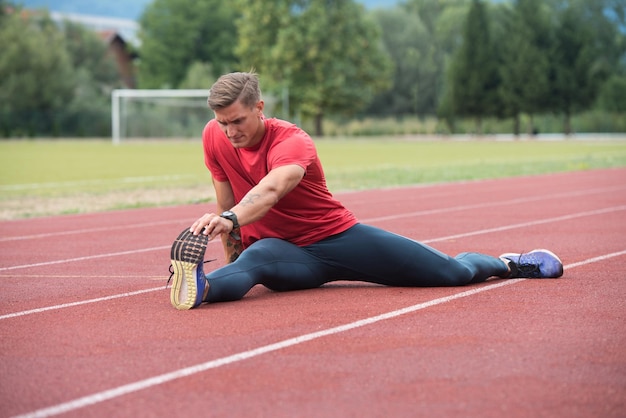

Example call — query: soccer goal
[111,89,210,144]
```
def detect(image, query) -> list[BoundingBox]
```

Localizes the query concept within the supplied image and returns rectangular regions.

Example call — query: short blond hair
[208,72,261,110]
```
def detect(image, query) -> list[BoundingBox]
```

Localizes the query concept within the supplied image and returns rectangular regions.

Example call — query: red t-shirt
[202,117,358,248]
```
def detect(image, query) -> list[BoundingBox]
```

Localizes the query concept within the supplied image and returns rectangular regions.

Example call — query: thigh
[239,238,334,291]
[309,224,470,286]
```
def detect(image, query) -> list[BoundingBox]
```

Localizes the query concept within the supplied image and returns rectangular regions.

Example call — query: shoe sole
[170,229,209,310]
[500,248,564,278]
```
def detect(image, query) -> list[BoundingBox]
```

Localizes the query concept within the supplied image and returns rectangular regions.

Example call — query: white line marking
[3,248,626,322]
[0,274,165,279]
[0,246,170,271]
[1,185,623,242]
[0,288,163,320]
[0,219,196,242]
[421,206,626,244]
[365,186,626,223]
[2,205,624,272]
[12,251,626,418]
[564,250,626,269]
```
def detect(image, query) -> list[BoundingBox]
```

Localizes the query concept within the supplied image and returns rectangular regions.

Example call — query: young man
[168,72,563,310]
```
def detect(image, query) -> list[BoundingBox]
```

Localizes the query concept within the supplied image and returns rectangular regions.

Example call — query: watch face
[221,211,238,228]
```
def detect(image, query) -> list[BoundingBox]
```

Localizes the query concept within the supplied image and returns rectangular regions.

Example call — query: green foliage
[0,10,75,136]
[63,21,120,88]
[598,75,626,112]
[371,0,468,117]
[447,0,501,133]
[233,0,288,75]
[235,0,393,135]
[434,0,626,136]
[551,5,604,134]
[497,0,553,134]
[3,0,626,139]
[367,9,430,115]
[179,62,217,89]
[138,0,239,88]
[0,6,126,137]
[58,21,124,136]
[321,111,626,137]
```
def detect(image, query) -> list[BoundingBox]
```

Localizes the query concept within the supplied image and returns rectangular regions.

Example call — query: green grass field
[1,137,625,219]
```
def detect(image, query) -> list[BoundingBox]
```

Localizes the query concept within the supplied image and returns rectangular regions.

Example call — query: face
[214,100,265,149]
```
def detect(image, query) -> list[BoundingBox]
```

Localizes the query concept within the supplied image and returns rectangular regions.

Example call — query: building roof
[50,11,139,45]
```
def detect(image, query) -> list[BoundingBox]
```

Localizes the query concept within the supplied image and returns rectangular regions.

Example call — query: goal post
[111,89,210,144]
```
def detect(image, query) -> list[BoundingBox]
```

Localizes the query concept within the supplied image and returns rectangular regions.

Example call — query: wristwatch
[220,210,240,229]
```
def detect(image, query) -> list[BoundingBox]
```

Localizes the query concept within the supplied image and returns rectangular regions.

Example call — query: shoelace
[513,253,540,277]
[165,259,216,289]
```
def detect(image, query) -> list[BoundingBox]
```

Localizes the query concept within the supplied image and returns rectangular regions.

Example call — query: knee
[434,269,473,286]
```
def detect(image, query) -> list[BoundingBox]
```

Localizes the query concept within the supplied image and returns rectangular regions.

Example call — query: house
[49,11,139,88]
[97,30,137,88]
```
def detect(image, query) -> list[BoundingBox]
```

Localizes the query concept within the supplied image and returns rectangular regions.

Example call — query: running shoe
[500,249,564,278]
[169,228,210,310]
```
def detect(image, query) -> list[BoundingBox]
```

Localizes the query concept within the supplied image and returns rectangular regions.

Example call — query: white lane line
[564,250,626,269]
[3,247,626,322]
[12,251,626,418]
[2,205,624,272]
[1,184,624,242]
[0,246,171,272]
[0,288,163,320]
[364,185,626,223]
[421,206,626,244]
[0,219,196,242]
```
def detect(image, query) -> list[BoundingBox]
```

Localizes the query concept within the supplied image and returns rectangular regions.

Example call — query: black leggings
[205,223,509,303]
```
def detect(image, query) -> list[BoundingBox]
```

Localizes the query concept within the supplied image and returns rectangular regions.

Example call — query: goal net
[111,89,211,144]
[111,89,281,144]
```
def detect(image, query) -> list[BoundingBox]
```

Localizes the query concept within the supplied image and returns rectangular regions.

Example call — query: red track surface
[1,168,625,417]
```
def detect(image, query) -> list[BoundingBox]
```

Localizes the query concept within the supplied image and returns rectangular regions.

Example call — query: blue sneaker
[500,249,564,278]
[169,228,211,310]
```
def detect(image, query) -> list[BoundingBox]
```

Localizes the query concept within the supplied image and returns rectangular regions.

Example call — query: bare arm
[190,164,306,259]
[231,164,306,224]
[212,179,241,263]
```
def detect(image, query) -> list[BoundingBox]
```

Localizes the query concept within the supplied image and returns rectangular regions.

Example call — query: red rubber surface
[1,168,625,417]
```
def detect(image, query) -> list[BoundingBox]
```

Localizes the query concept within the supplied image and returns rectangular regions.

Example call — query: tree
[600,75,626,112]
[0,9,75,136]
[497,0,552,135]
[179,62,217,89]
[62,21,120,90]
[597,74,626,112]
[57,21,124,136]
[369,0,469,117]
[574,0,626,112]
[367,9,428,116]
[138,0,239,88]
[429,0,472,114]
[236,0,393,135]
[447,0,500,134]
[551,4,604,134]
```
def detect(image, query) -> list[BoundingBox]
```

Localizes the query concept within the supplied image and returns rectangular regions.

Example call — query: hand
[189,213,233,240]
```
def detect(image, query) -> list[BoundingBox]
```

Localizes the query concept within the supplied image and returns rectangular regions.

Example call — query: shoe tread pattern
[171,229,208,264]
[169,229,209,310]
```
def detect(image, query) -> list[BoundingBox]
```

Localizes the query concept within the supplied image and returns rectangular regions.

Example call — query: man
[168,72,563,310]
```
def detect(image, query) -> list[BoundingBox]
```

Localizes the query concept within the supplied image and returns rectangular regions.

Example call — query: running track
[1,168,625,418]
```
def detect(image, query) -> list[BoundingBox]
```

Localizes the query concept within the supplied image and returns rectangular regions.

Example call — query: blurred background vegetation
[1,0,625,139]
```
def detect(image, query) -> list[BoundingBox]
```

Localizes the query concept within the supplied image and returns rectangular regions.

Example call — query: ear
[256,100,265,115]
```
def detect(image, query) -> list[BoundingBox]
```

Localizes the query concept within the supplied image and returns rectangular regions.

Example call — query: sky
[16,0,399,21]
